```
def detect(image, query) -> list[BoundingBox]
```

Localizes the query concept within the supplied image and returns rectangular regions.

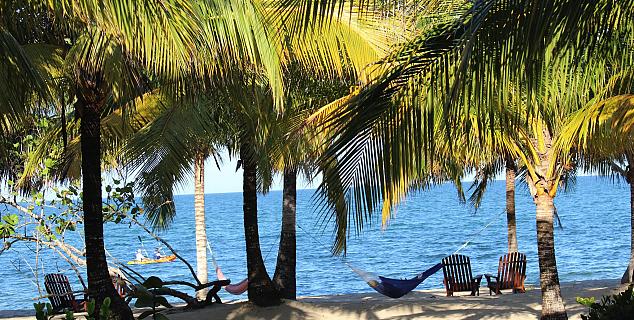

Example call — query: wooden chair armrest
[473,274,483,285]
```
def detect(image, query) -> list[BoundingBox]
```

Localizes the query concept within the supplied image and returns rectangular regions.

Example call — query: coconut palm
[305,1,634,319]
[1,0,285,317]
[115,5,391,305]
[268,71,357,299]
[470,155,520,253]
[122,95,236,302]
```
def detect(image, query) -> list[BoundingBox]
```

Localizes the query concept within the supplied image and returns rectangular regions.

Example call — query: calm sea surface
[0,176,630,310]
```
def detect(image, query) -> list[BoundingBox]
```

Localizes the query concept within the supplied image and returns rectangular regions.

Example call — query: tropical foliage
[2,0,634,319]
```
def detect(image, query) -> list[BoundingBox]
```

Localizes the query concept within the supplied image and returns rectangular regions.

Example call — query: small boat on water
[127,254,177,265]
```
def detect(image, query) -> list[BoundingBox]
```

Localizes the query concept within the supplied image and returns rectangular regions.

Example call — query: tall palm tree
[194,147,209,300]
[269,73,357,299]
[505,157,518,252]
[273,167,298,299]
[2,1,285,318]
[118,5,391,305]
[303,2,634,319]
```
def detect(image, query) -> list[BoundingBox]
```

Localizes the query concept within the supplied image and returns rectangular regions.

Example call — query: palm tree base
[621,261,634,284]
[540,313,568,320]
[249,283,281,307]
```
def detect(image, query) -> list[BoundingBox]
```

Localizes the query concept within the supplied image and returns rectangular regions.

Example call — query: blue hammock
[358,263,443,298]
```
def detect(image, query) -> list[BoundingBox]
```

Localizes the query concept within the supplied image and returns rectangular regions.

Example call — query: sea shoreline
[2,278,627,320]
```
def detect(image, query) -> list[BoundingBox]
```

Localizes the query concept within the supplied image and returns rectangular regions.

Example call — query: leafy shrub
[34,297,110,320]
[577,285,634,320]
[131,276,172,320]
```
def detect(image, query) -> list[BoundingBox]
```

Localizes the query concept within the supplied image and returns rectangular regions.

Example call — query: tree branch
[609,160,628,178]
[125,214,202,286]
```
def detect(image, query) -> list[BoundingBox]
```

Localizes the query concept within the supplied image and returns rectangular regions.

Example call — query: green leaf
[44,158,55,168]
[132,284,151,297]
[3,214,18,226]
[576,296,596,307]
[86,299,95,315]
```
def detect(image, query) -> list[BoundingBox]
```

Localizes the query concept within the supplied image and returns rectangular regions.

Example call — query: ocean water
[0,176,631,310]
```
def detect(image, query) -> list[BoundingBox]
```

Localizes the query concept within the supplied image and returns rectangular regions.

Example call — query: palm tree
[273,167,298,299]
[118,6,391,305]
[302,2,634,319]
[2,1,285,317]
[194,147,209,300]
[505,157,518,252]
[118,95,237,296]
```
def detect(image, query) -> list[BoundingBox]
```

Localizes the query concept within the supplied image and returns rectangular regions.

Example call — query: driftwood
[1,196,228,308]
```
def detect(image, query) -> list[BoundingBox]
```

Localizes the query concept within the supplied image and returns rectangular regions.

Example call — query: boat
[127,254,177,265]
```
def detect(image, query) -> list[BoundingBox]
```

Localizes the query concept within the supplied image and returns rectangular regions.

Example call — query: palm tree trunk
[273,167,297,300]
[621,165,634,284]
[194,150,208,299]
[241,144,280,306]
[530,127,567,320]
[78,101,133,320]
[506,158,518,252]
[535,192,567,320]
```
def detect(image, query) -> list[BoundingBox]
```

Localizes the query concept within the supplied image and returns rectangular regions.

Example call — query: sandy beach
[2,279,627,320]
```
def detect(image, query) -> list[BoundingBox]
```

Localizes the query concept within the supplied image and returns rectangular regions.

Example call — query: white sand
[3,279,627,320]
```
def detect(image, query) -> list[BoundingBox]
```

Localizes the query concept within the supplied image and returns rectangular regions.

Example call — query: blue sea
[0,176,631,310]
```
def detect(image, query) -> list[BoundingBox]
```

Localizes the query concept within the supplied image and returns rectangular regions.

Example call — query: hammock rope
[207,234,279,295]
[207,209,505,298]
[295,209,505,298]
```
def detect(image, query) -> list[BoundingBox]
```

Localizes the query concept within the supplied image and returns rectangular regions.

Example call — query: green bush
[577,285,634,320]
[34,297,110,320]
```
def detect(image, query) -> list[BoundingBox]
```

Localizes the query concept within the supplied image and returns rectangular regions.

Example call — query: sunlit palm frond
[46,0,285,106]
[0,29,52,125]
[313,0,634,253]
[121,94,235,229]
[556,94,634,178]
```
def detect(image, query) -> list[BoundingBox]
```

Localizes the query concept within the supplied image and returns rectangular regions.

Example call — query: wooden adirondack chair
[484,252,527,295]
[44,274,86,313]
[441,254,483,296]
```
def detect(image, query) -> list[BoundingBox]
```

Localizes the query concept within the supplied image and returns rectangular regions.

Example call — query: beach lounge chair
[44,274,86,313]
[441,254,482,296]
[484,252,527,295]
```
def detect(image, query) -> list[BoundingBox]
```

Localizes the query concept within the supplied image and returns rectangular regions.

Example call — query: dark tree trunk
[622,165,634,284]
[78,100,133,320]
[273,167,297,300]
[241,144,280,306]
[506,158,518,252]
[194,150,208,299]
